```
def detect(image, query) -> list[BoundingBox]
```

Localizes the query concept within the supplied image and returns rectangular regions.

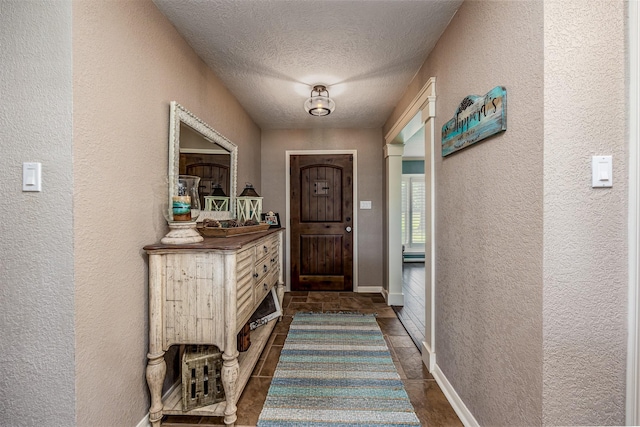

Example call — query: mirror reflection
[169,102,237,221]
[179,123,231,209]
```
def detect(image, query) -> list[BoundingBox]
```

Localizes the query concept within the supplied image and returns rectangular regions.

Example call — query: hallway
[163,291,460,427]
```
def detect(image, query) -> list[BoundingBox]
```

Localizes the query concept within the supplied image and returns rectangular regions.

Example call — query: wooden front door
[290,154,353,291]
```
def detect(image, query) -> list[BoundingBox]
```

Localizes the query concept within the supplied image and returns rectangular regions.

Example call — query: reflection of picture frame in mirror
[261,212,280,228]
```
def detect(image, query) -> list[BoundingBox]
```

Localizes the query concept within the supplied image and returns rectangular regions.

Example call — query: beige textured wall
[0,1,75,424]
[73,0,260,425]
[385,1,544,425]
[543,1,627,424]
[260,128,384,289]
[386,0,629,425]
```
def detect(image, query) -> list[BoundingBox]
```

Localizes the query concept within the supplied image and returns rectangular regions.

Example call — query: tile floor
[163,291,461,427]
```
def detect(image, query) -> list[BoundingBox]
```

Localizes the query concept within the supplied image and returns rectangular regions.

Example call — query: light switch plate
[23,162,42,192]
[360,201,372,209]
[592,156,612,188]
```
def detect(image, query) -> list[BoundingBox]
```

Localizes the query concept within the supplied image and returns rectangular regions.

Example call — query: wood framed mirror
[168,101,238,221]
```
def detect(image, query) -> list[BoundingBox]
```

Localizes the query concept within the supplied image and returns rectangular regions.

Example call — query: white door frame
[627,0,640,424]
[384,77,437,370]
[285,150,359,292]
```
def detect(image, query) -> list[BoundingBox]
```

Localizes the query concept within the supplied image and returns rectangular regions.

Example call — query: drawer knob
[253,272,259,278]
[263,245,268,253]
[263,265,268,272]
[271,257,275,263]
[263,283,268,290]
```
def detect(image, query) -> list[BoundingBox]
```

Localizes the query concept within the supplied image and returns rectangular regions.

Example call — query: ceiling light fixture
[304,85,335,116]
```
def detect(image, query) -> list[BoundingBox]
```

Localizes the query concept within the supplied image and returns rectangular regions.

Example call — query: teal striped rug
[257,313,421,426]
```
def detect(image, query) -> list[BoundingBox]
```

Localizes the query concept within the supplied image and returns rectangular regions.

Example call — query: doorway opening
[384,77,436,370]
[395,134,427,348]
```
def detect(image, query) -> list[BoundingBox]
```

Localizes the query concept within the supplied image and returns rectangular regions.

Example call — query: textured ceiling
[153,0,462,130]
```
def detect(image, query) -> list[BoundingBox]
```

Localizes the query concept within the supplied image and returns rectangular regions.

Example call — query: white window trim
[402,174,426,253]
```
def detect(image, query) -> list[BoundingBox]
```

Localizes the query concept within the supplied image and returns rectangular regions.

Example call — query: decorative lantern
[236,183,262,223]
[204,184,230,211]
[161,175,204,244]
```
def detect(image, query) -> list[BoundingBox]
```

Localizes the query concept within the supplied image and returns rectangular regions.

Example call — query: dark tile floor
[394,262,427,350]
[163,291,461,427]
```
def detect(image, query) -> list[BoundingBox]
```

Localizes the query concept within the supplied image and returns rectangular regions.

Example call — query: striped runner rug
[257,313,421,426]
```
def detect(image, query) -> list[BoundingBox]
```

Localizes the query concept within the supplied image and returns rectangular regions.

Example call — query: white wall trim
[423,94,437,370]
[381,287,404,305]
[357,285,383,294]
[384,143,405,158]
[285,150,358,292]
[421,340,436,372]
[136,413,150,427]
[385,77,436,144]
[627,0,640,425]
[385,76,437,368]
[384,143,404,306]
[136,381,181,427]
[432,364,480,427]
[385,291,404,306]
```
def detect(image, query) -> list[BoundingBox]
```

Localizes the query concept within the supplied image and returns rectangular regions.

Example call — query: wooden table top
[144,228,282,252]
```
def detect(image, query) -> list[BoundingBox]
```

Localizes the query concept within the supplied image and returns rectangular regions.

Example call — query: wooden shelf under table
[161,318,277,416]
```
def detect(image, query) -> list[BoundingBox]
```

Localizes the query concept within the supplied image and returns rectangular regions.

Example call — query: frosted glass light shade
[304,95,336,116]
[304,85,336,116]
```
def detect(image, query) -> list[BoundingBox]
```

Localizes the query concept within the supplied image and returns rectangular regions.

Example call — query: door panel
[291,154,353,291]
[300,235,343,275]
[184,160,230,207]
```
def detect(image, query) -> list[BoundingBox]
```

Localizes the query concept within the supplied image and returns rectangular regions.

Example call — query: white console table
[143,229,284,426]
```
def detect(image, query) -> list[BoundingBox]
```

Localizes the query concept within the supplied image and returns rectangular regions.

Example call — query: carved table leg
[221,351,239,426]
[146,351,167,427]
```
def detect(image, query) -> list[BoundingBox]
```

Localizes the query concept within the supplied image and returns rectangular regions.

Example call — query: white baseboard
[432,364,479,427]
[386,291,404,306]
[357,285,383,293]
[136,412,150,427]
[136,380,181,427]
[381,288,404,305]
[421,341,436,372]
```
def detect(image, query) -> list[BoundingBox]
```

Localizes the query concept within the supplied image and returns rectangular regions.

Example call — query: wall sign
[441,86,507,157]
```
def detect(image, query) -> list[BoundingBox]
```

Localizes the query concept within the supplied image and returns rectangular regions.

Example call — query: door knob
[346,226,352,233]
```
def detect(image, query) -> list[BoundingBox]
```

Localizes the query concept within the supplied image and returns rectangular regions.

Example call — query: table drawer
[254,268,279,305]
[255,234,279,262]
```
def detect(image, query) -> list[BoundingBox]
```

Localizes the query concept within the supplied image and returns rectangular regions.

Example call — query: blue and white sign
[441,86,507,157]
